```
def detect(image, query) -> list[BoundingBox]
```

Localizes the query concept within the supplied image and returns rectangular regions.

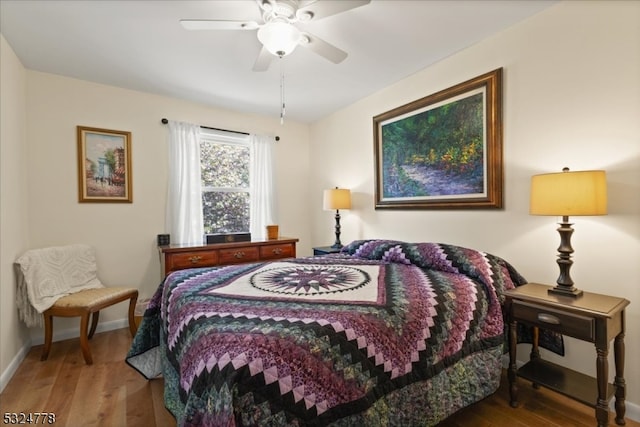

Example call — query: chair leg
[127,295,138,337]
[79,313,93,365]
[41,313,53,361]
[88,311,99,339]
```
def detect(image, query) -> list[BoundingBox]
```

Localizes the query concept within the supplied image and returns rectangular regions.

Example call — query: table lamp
[323,187,351,249]
[530,167,607,297]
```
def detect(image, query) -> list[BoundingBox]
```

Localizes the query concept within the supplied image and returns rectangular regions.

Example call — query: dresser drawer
[512,300,595,342]
[260,243,295,260]
[166,251,218,271]
[218,246,259,264]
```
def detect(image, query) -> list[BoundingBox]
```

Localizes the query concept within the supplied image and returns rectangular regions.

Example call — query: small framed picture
[77,126,132,203]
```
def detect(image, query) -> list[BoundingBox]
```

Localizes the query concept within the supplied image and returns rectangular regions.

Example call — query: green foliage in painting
[381,93,484,198]
[104,149,116,174]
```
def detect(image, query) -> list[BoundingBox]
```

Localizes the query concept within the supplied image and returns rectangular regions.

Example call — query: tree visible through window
[200,132,250,234]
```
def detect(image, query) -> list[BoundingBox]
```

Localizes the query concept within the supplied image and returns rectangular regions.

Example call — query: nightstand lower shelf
[517,359,615,408]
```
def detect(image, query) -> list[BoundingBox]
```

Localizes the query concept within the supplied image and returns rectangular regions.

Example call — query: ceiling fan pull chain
[280,58,286,125]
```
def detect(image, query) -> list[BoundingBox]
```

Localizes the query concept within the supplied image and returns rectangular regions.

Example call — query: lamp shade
[323,188,351,210]
[257,21,301,57]
[530,169,607,216]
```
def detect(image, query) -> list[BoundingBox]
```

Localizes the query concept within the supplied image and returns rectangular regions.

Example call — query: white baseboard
[0,341,31,393]
[0,318,128,393]
[29,318,128,346]
[628,402,640,423]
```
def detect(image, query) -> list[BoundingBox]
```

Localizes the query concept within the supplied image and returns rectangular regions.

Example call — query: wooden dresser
[159,237,298,277]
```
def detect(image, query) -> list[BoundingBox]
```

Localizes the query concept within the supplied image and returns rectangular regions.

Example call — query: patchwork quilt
[126,240,531,426]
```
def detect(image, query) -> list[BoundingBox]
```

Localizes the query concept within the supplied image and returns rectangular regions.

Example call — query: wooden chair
[15,244,139,365]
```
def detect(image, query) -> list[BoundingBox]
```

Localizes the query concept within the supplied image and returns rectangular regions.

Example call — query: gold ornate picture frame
[77,126,132,203]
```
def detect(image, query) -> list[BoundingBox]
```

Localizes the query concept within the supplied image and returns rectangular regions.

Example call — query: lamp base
[549,218,583,298]
[548,285,583,298]
[331,210,343,250]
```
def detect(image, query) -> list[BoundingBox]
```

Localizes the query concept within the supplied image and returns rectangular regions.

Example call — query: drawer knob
[234,251,245,259]
[537,313,560,325]
[273,248,283,255]
[188,255,202,264]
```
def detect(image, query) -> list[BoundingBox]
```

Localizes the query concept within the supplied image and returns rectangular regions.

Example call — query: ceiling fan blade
[180,20,260,31]
[252,46,274,71]
[296,0,371,21]
[299,32,348,64]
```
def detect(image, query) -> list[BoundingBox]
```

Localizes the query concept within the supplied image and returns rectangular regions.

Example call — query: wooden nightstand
[313,246,342,256]
[504,283,629,427]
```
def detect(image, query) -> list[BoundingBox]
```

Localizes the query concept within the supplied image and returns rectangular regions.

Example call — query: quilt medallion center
[207,261,381,303]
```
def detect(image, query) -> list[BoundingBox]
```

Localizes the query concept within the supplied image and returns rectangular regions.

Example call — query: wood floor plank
[1,328,638,427]
[44,347,85,426]
[0,351,53,414]
[126,379,162,427]
[150,377,175,427]
[66,361,108,426]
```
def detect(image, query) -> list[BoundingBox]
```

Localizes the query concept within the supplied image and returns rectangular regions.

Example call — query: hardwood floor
[440,371,639,427]
[0,328,174,427]
[1,328,637,426]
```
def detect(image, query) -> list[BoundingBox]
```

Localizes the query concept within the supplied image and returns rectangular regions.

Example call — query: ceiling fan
[180,0,371,71]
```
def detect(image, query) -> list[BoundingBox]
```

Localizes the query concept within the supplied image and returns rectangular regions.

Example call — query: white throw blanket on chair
[15,244,104,327]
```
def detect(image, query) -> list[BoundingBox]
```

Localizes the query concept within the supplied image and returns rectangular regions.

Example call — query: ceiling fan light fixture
[257,21,301,57]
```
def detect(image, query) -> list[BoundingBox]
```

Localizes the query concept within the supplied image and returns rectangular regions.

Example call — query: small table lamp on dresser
[323,187,351,249]
[529,167,607,297]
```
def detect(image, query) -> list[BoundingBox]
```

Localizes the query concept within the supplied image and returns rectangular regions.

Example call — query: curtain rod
[161,118,279,141]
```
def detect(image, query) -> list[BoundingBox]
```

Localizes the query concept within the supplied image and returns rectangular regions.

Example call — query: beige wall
[0,35,31,391]
[309,0,640,415]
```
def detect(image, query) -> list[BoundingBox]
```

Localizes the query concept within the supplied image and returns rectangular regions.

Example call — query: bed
[126,239,547,426]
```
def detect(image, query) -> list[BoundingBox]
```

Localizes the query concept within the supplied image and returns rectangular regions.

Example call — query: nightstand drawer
[166,251,218,270]
[512,300,595,342]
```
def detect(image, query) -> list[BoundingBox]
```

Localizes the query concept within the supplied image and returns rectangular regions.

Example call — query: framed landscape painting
[77,126,132,203]
[374,68,503,209]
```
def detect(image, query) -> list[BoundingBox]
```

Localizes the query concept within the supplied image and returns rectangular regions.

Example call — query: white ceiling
[0,0,557,123]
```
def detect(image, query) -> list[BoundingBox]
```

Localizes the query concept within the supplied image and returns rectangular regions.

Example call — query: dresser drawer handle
[537,313,560,325]
[234,251,245,259]
[188,255,203,264]
[272,248,283,255]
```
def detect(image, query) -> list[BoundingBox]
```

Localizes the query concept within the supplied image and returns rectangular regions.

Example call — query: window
[166,120,275,244]
[200,129,251,234]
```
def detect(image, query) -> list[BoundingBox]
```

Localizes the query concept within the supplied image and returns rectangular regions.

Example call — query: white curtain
[165,120,203,245]
[250,134,277,239]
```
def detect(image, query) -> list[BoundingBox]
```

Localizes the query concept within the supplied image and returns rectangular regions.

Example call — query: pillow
[340,239,406,259]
